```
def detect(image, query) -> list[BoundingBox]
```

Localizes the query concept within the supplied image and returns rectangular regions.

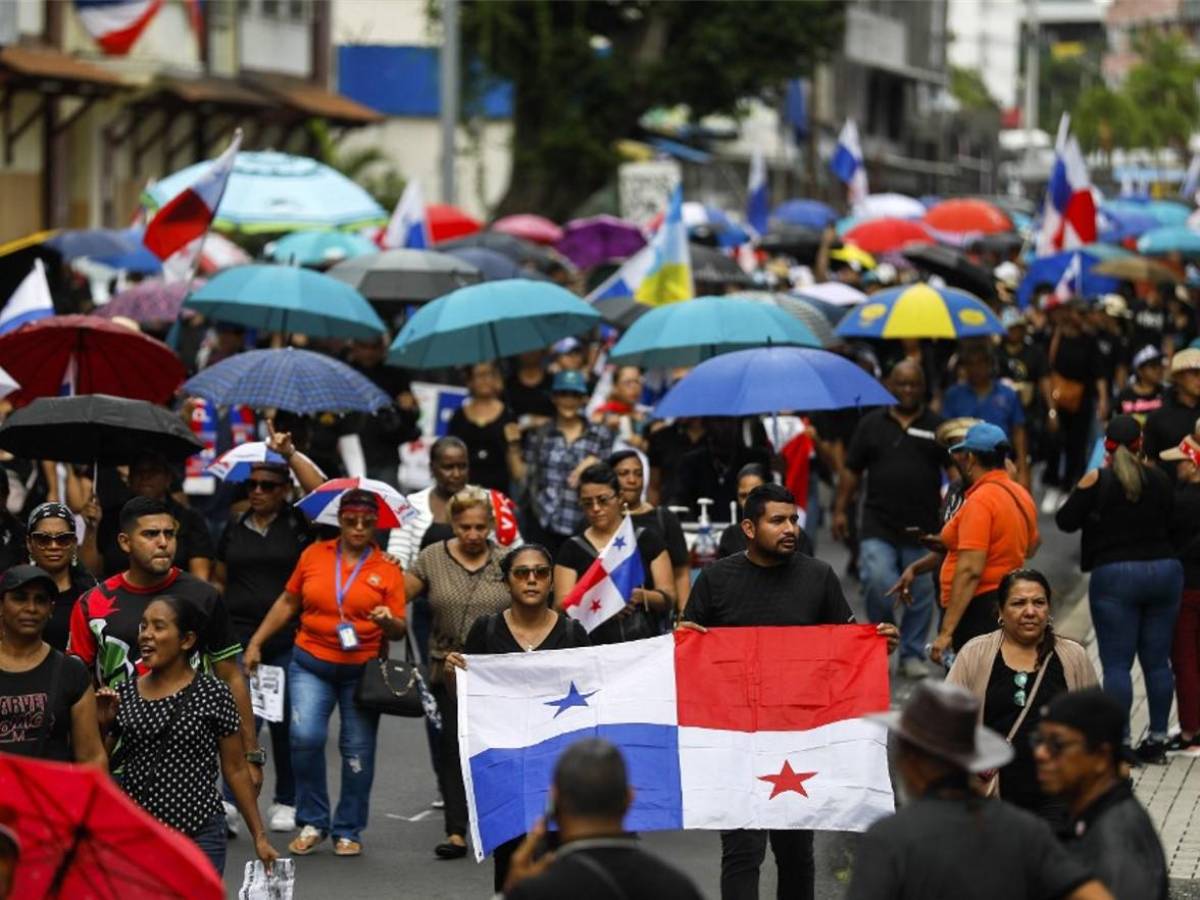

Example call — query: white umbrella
[793,282,868,307]
[852,193,927,222]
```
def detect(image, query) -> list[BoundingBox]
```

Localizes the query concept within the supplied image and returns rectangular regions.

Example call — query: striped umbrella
[297,477,416,529]
[206,442,287,482]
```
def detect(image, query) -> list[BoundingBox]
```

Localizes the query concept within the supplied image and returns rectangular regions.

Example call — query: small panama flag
[560,514,644,633]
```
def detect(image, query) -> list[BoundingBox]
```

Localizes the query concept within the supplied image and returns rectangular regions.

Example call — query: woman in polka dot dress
[97,595,278,877]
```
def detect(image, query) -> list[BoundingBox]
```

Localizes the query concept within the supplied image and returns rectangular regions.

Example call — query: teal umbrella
[387,279,599,369]
[1104,198,1191,228]
[267,230,378,266]
[609,296,821,368]
[185,264,385,338]
[1137,225,1200,257]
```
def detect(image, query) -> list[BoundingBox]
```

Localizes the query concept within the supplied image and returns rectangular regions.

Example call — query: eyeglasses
[139,528,177,540]
[579,494,617,509]
[339,516,378,530]
[1029,733,1085,757]
[30,532,77,548]
[246,479,286,493]
[1013,671,1029,708]
[511,565,552,582]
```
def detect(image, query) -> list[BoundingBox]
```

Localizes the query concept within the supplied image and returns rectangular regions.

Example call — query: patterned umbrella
[731,292,838,347]
[298,477,416,529]
[206,441,287,481]
[96,280,205,325]
[834,282,1004,340]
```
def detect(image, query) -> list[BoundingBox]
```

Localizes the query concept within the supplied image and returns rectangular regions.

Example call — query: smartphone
[903,526,924,538]
[533,795,557,857]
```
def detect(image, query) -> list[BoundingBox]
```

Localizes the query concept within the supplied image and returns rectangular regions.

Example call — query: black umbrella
[690,244,755,289]
[326,249,483,305]
[0,395,203,465]
[756,226,825,263]
[901,245,997,301]
[967,232,1025,256]
[438,232,571,273]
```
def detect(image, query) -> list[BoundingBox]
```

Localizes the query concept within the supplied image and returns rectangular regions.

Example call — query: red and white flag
[560,515,644,633]
[143,131,242,260]
[73,0,162,56]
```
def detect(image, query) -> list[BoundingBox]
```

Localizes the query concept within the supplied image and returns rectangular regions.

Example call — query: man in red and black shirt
[68,496,263,789]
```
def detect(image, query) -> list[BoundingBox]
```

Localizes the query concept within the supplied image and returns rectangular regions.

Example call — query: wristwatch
[245,748,267,765]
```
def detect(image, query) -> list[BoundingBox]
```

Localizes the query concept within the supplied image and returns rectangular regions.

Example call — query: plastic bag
[238,858,295,900]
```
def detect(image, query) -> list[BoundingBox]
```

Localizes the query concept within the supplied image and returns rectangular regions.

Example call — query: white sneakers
[268,803,297,833]
[1040,487,1062,515]
[899,658,929,680]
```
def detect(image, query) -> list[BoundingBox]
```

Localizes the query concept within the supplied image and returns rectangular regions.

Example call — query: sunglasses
[30,531,77,548]
[1029,733,1085,757]
[339,516,378,529]
[511,565,552,581]
[580,494,617,509]
[1013,671,1029,708]
[246,479,286,493]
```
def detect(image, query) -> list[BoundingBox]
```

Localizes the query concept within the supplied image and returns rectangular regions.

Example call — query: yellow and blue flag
[589,186,693,308]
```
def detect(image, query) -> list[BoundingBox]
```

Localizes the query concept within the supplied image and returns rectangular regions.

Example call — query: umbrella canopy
[190,232,251,273]
[142,151,386,233]
[677,203,751,248]
[388,279,599,369]
[653,346,897,419]
[45,229,145,264]
[1104,198,1191,228]
[89,228,163,274]
[835,282,1004,340]
[843,218,933,253]
[438,232,568,272]
[183,347,391,414]
[1137,225,1200,257]
[793,282,868,307]
[922,199,1012,236]
[555,215,646,269]
[491,214,564,245]
[690,243,754,287]
[0,753,224,900]
[326,249,483,305]
[1092,255,1180,284]
[0,315,185,407]
[852,193,927,221]
[441,247,548,282]
[298,476,416,529]
[207,441,287,481]
[427,203,484,242]
[267,230,378,266]
[0,395,203,464]
[771,199,838,230]
[902,244,997,300]
[730,292,838,347]
[757,225,825,261]
[609,296,821,368]
[966,232,1025,256]
[1098,206,1160,243]
[186,264,386,337]
[1017,249,1121,308]
[95,279,204,325]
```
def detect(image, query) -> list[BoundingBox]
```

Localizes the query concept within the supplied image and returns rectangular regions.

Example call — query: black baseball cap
[1040,688,1125,758]
[0,565,56,596]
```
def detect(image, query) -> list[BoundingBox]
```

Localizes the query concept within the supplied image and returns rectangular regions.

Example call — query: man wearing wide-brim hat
[1145,349,1200,468]
[846,681,1112,900]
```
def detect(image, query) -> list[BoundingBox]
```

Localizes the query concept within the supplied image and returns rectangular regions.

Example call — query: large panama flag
[588,185,693,308]
[458,625,894,860]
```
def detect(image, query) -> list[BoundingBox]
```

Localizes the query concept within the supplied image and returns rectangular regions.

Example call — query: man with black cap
[848,681,1111,900]
[1035,688,1168,900]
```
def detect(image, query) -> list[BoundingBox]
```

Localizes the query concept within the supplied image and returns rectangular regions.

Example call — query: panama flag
[381,180,429,250]
[560,515,643,632]
[1052,252,1083,305]
[0,259,54,336]
[143,130,242,260]
[746,146,769,236]
[588,186,693,308]
[1036,114,1097,257]
[72,0,163,56]
[830,119,868,205]
[458,625,893,860]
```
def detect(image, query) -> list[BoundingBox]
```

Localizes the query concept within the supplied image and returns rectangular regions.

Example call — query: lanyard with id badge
[335,543,371,651]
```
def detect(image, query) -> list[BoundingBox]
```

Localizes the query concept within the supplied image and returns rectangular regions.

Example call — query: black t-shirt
[1131,301,1167,354]
[0,649,90,761]
[1049,333,1104,389]
[0,517,25,574]
[1055,466,1177,570]
[671,443,772,520]
[46,565,98,652]
[1115,383,1164,423]
[847,795,1092,900]
[647,422,705,507]
[557,528,668,643]
[630,507,688,568]
[506,371,555,420]
[448,405,516,492]
[683,552,853,627]
[1092,330,1129,386]
[507,841,704,900]
[996,340,1049,406]
[1062,781,1168,900]
[1145,389,1200,469]
[844,407,946,543]
[464,610,589,654]
[217,508,312,656]
[99,496,216,578]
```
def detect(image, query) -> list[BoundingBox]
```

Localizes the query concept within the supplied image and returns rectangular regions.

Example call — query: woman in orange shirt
[245,489,406,859]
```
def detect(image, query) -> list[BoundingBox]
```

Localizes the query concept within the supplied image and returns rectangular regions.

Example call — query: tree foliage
[950,66,998,112]
[454,0,844,219]
[307,119,407,212]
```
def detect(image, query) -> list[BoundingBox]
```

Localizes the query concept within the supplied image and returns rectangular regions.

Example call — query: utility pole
[440,0,460,206]
[1024,0,1039,142]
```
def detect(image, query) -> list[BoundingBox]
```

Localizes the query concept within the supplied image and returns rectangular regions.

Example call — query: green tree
[307,119,407,212]
[454,0,844,219]
[1122,31,1200,151]
[1072,84,1138,155]
[950,66,998,112]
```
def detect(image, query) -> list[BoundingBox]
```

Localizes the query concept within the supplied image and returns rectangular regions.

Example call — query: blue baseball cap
[949,422,1009,454]
[551,369,588,395]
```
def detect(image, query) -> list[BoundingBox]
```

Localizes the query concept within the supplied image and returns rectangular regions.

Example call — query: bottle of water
[925,643,955,671]
[689,497,719,570]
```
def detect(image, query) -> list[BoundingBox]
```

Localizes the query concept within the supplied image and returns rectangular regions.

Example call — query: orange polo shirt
[939,470,1038,603]
[285,539,406,664]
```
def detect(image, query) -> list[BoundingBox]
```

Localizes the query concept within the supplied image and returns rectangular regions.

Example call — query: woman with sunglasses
[446,544,588,889]
[26,503,98,651]
[947,568,1097,820]
[244,488,407,859]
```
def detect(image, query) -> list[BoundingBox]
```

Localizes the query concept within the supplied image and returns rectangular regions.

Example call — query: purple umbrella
[555,215,646,269]
[96,279,205,324]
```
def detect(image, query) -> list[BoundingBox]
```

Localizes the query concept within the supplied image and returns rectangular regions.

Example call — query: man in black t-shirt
[1145,348,1200,471]
[343,336,420,488]
[682,484,897,900]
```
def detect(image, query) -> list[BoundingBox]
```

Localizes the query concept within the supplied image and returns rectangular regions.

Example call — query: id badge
[337,621,360,650]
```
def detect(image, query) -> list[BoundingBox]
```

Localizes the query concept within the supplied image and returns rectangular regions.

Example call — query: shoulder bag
[1048,329,1085,414]
[354,631,436,722]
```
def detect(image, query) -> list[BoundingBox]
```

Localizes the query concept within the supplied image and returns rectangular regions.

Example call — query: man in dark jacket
[1035,689,1168,900]
[1144,348,1200,470]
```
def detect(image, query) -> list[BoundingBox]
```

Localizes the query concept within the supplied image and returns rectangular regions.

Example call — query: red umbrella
[0,315,185,408]
[843,218,934,253]
[491,214,564,245]
[0,753,223,899]
[922,199,1013,235]
[427,203,483,243]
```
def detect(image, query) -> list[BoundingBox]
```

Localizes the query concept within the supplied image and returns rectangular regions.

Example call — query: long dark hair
[997,568,1054,665]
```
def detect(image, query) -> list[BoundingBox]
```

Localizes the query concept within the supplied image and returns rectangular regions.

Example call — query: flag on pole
[0,259,54,336]
[588,186,692,307]
[1052,252,1083,305]
[458,625,893,859]
[830,120,868,205]
[381,180,429,250]
[1036,114,1097,256]
[747,147,769,236]
[560,515,644,633]
[143,131,242,260]
[72,0,162,55]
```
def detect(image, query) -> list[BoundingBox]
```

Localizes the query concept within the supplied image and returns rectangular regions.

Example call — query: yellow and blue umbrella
[835,282,1003,340]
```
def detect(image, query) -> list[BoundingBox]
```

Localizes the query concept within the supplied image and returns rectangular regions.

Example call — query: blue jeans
[289,646,380,842]
[1089,559,1184,737]
[858,538,934,663]
[193,811,227,876]
[224,647,295,808]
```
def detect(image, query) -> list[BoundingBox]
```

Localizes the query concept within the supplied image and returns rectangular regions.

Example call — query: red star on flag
[758,761,817,799]
[590,599,603,612]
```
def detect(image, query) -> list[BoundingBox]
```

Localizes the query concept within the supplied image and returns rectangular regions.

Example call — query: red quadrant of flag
[673,624,890,732]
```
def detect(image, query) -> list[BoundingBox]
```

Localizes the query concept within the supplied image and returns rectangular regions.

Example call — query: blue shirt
[942,382,1025,437]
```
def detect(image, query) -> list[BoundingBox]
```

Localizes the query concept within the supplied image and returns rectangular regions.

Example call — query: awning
[0,44,125,94]
[248,74,383,125]
[152,76,271,109]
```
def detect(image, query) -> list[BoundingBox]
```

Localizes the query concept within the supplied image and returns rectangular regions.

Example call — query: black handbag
[354,635,431,718]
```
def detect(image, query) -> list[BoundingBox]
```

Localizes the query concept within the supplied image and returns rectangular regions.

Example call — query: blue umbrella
[46,229,144,262]
[182,347,390,414]
[1017,249,1122,308]
[1098,206,1159,242]
[609,296,820,368]
[1103,198,1191,228]
[771,200,838,230]
[185,264,385,338]
[653,346,896,419]
[835,283,1004,339]
[441,247,548,282]
[387,279,599,369]
[267,230,378,267]
[142,151,386,233]
[1137,225,1200,257]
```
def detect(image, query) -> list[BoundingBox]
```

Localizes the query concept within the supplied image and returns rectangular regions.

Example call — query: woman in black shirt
[1043,304,1108,504]
[447,544,589,891]
[449,361,518,493]
[24,503,97,651]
